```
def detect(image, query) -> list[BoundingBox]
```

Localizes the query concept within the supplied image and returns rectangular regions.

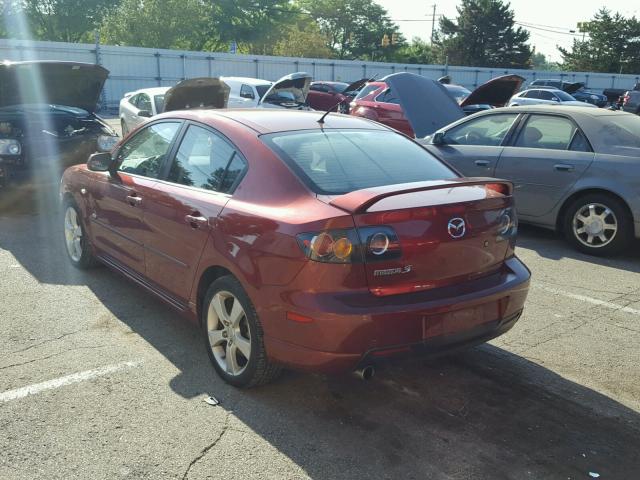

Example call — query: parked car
[60,109,530,387]
[509,88,597,108]
[222,77,273,108]
[421,105,640,255]
[119,87,169,136]
[350,74,523,137]
[621,82,640,114]
[307,78,370,113]
[0,61,118,188]
[529,79,608,107]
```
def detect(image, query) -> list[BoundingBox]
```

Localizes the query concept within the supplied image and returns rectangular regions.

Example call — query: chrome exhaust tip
[353,365,375,381]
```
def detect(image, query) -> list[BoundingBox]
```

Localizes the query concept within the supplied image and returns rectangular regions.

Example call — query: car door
[89,121,183,275]
[536,90,558,105]
[142,123,247,302]
[495,113,595,218]
[427,113,521,177]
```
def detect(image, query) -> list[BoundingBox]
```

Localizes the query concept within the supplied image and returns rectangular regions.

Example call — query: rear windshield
[262,130,456,195]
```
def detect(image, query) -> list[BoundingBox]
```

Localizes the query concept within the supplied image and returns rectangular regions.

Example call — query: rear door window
[262,130,455,195]
[443,114,519,146]
[137,94,152,112]
[376,88,400,104]
[538,90,557,101]
[514,115,577,150]
[240,84,255,99]
[354,84,382,100]
[167,125,245,193]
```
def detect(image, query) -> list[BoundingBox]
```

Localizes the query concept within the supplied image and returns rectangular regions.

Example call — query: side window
[354,84,382,100]
[118,122,181,178]
[220,155,246,192]
[376,88,400,104]
[525,90,539,99]
[137,94,152,112]
[538,90,556,101]
[168,125,245,193]
[311,84,330,93]
[128,94,140,107]
[515,115,577,150]
[569,130,592,152]
[240,84,255,99]
[443,114,519,146]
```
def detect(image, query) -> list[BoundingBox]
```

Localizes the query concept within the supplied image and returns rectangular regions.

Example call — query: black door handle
[474,160,490,167]
[554,164,575,172]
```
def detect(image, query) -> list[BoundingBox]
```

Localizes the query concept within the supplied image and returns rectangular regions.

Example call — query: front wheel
[63,200,99,269]
[563,193,632,256]
[202,276,281,388]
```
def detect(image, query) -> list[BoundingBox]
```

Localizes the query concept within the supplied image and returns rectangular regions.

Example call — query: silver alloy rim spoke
[207,291,251,377]
[572,203,618,248]
[64,207,82,262]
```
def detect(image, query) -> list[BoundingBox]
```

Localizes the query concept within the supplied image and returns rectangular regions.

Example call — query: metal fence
[2,38,639,111]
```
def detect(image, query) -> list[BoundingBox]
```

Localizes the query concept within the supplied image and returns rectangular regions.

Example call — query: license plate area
[422,302,501,340]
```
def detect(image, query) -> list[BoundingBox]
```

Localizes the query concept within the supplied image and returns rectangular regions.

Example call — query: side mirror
[87,152,113,172]
[432,131,446,145]
[138,110,152,118]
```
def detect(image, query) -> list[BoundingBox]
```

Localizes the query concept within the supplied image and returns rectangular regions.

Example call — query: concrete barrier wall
[1,38,638,111]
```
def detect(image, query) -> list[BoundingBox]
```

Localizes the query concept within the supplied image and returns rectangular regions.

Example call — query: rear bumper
[263,256,531,374]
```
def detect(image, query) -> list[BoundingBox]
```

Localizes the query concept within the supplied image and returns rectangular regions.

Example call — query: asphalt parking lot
[1,122,639,479]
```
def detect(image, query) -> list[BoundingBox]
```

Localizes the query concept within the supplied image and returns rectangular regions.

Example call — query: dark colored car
[621,83,640,114]
[307,79,370,113]
[350,74,524,137]
[529,79,608,107]
[60,109,530,387]
[0,61,118,188]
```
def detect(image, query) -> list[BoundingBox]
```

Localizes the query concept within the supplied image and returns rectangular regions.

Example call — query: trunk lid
[258,72,312,109]
[330,179,516,296]
[163,77,229,112]
[0,61,108,112]
[460,74,525,108]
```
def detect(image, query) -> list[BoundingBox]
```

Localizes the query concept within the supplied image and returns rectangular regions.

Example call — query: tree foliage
[298,0,405,61]
[272,22,333,59]
[394,38,436,65]
[436,0,531,68]
[559,8,640,74]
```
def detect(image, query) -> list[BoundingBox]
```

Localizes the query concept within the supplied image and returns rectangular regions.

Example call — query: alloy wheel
[572,203,618,248]
[207,291,251,376]
[64,206,83,262]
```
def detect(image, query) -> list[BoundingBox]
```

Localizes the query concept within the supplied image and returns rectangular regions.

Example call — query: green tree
[559,8,640,74]
[100,0,212,50]
[394,38,436,64]
[272,23,333,58]
[298,0,405,61]
[436,0,532,68]
[21,0,115,42]
[531,51,560,71]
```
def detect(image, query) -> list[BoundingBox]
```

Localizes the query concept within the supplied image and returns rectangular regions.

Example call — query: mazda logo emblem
[447,218,466,239]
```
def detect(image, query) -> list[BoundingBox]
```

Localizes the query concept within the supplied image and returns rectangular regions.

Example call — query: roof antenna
[318,99,343,124]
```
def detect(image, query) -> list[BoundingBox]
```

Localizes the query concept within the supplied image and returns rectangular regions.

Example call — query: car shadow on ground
[1,204,639,478]
[517,224,640,272]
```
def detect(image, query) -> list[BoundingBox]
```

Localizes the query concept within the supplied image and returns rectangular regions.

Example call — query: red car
[350,74,524,137]
[307,79,370,113]
[60,109,530,387]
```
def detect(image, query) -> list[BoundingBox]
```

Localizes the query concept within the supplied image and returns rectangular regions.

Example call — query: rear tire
[202,276,281,388]
[563,193,632,256]
[62,199,99,269]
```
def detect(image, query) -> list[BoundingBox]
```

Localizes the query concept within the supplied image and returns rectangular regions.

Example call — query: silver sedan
[421,105,640,255]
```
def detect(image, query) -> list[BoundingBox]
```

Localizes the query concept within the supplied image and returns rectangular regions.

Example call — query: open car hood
[343,78,370,95]
[562,82,585,94]
[0,61,108,113]
[259,72,311,108]
[460,74,525,107]
[383,72,464,138]
[163,78,229,112]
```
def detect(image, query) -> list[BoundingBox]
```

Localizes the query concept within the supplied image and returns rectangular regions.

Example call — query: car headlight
[0,139,21,156]
[97,134,119,152]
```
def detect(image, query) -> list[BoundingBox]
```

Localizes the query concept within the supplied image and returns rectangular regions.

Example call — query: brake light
[297,226,401,263]
[497,207,518,242]
[623,94,630,105]
[485,183,511,196]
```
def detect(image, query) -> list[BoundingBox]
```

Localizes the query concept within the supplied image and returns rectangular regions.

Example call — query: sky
[376,0,639,62]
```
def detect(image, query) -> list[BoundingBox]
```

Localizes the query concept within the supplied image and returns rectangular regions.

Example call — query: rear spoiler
[329,178,513,214]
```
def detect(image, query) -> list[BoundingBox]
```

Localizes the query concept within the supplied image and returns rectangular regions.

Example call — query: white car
[119,87,169,136]
[221,77,273,108]
[509,88,597,108]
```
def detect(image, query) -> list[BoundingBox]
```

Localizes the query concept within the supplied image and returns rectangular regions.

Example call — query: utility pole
[430,4,437,43]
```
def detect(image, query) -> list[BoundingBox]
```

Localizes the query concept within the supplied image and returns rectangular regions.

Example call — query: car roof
[134,87,170,95]
[154,108,390,134]
[482,104,623,117]
[220,77,272,86]
[523,88,564,93]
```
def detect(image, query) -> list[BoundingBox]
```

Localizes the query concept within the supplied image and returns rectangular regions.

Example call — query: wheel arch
[195,265,235,324]
[556,188,634,232]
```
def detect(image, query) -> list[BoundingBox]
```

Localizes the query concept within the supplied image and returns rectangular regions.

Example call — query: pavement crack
[182,413,230,480]
[4,329,85,357]
[0,344,110,370]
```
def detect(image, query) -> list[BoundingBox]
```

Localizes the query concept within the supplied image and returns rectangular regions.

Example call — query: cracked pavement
[1,198,639,478]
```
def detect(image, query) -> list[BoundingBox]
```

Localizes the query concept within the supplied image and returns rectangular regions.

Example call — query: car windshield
[599,115,640,153]
[446,85,471,103]
[256,84,271,99]
[154,95,165,113]
[556,91,576,101]
[262,129,455,195]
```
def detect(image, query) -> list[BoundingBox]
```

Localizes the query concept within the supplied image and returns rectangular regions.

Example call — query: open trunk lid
[258,72,311,109]
[460,74,525,108]
[163,77,229,112]
[330,179,517,296]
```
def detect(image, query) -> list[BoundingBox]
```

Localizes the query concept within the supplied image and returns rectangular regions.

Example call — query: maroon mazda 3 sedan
[60,109,530,387]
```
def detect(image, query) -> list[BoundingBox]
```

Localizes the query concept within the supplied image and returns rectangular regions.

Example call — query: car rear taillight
[485,183,511,196]
[497,207,518,242]
[623,94,630,105]
[297,226,401,263]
